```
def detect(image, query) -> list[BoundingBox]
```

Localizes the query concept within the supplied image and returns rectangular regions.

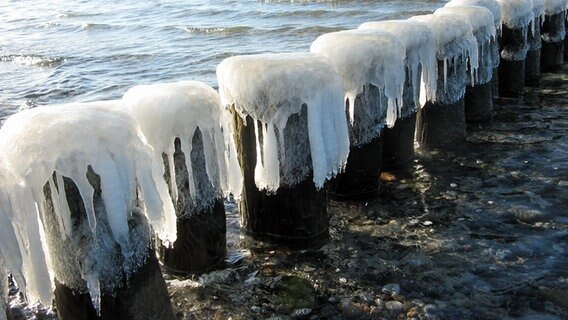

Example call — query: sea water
[0,0,448,122]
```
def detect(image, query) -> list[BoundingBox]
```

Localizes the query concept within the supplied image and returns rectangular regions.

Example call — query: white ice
[358,19,437,111]
[435,5,497,85]
[217,53,349,192]
[532,0,546,20]
[0,101,177,308]
[544,0,567,14]
[445,0,503,31]
[528,0,545,49]
[409,14,479,104]
[497,0,535,29]
[122,81,235,212]
[310,29,406,130]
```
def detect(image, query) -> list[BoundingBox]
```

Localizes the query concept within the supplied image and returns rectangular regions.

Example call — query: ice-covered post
[358,20,437,171]
[122,81,229,275]
[409,14,478,147]
[497,0,534,97]
[0,102,177,320]
[217,53,349,248]
[309,29,405,198]
[440,2,499,123]
[443,0,502,98]
[436,5,498,123]
[541,0,567,71]
[525,0,545,86]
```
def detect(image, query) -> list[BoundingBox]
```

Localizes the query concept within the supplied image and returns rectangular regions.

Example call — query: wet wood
[526,18,542,87]
[383,68,417,172]
[499,26,527,97]
[158,130,226,275]
[541,12,565,72]
[382,114,415,171]
[42,169,175,320]
[329,83,386,200]
[417,58,466,147]
[231,106,328,249]
[465,82,493,123]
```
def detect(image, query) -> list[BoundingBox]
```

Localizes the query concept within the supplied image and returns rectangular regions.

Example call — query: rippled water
[0,0,448,121]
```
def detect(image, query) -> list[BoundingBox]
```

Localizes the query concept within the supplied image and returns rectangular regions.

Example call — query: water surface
[0,0,447,121]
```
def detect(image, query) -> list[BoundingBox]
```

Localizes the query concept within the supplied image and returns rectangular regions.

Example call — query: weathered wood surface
[465,82,493,123]
[158,131,226,275]
[526,18,542,87]
[383,68,417,171]
[42,169,175,320]
[231,106,329,249]
[329,83,385,199]
[541,12,565,72]
[417,58,466,147]
[499,26,527,97]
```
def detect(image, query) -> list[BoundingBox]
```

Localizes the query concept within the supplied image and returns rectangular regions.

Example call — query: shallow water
[0,0,447,122]
[168,68,568,319]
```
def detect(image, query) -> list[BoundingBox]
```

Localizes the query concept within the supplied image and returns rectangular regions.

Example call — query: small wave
[294,25,346,34]
[80,22,113,30]
[278,9,332,18]
[182,26,253,35]
[39,22,60,29]
[1,55,65,68]
[57,11,103,19]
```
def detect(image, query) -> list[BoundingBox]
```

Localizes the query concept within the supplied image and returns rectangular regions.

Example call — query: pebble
[450,183,458,188]
[291,308,312,319]
[382,283,401,295]
[385,301,404,314]
[423,304,437,315]
[8,306,26,320]
[410,299,425,307]
[338,301,370,319]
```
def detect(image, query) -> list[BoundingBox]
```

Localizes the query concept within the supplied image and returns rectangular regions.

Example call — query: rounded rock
[382,283,401,295]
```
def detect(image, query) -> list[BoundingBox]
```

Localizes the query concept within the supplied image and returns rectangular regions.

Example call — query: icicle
[55,173,73,238]
[217,53,348,191]
[180,137,197,200]
[165,140,178,205]
[310,29,405,129]
[202,127,220,192]
[263,122,281,191]
[443,58,448,90]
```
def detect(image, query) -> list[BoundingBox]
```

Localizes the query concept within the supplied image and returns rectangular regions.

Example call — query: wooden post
[122,81,227,276]
[541,11,566,72]
[465,39,498,123]
[218,53,348,249]
[526,15,543,86]
[231,106,329,248]
[465,82,493,123]
[499,25,527,97]
[382,69,416,171]
[157,132,226,275]
[416,58,467,147]
[328,83,385,199]
[42,169,176,320]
